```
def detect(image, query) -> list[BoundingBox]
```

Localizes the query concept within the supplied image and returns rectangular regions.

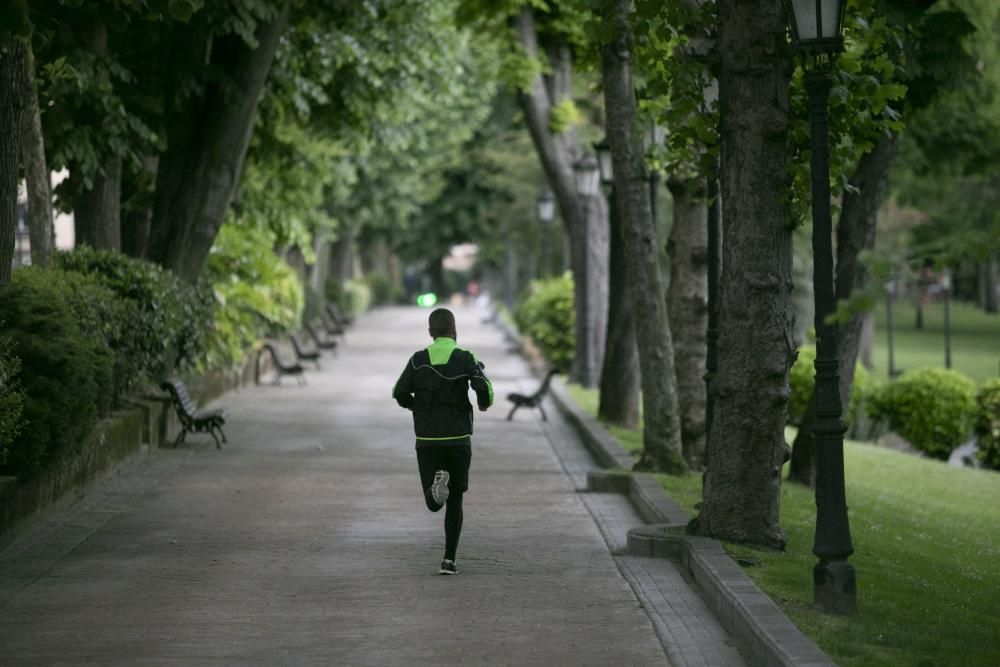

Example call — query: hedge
[975,379,1000,470]
[515,272,575,370]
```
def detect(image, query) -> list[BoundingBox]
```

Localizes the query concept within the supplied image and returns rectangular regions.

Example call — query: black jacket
[392,337,494,445]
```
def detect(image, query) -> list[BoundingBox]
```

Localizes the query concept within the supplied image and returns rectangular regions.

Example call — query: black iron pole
[886,280,896,378]
[944,286,952,369]
[806,71,856,615]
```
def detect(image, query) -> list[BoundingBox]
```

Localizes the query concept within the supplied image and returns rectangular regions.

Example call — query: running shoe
[430,469,450,505]
[439,559,458,575]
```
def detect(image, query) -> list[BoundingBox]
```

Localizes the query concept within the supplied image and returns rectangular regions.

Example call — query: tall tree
[0,37,28,283]
[20,38,54,266]
[147,3,290,282]
[597,192,640,428]
[510,7,609,388]
[694,0,792,548]
[601,0,686,473]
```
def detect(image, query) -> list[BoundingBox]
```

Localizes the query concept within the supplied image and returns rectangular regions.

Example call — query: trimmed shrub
[55,246,212,383]
[975,379,1000,470]
[0,334,25,468]
[364,272,403,306]
[515,272,575,370]
[327,277,372,318]
[0,270,110,479]
[203,224,304,369]
[787,345,870,426]
[866,368,977,459]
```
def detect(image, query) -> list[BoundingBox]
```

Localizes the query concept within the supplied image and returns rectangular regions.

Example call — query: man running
[392,308,494,575]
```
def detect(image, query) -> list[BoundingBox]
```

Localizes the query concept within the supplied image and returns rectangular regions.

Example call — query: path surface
[0,305,744,666]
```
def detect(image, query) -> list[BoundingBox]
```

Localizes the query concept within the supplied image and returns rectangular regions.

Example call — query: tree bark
[147,4,290,282]
[667,178,709,467]
[601,0,686,473]
[309,232,331,295]
[330,222,357,284]
[598,188,641,428]
[20,39,54,266]
[0,39,28,284]
[72,18,121,251]
[121,155,159,259]
[513,9,608,388]
[985,254,998,314]
[789,133,898,487]
[694,0,792,548]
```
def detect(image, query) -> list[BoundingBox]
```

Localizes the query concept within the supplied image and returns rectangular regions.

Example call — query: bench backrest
[530,369,560,401]
[161,379,198,421]
[262,342,296,371]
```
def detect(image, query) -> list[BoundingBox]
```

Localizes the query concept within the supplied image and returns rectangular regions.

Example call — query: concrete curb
[550,382,836,667]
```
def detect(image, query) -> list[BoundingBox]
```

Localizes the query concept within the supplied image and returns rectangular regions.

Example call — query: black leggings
[416,444,471,562]
[424,489,464,561]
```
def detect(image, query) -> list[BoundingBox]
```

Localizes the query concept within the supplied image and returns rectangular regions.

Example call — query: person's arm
[468,352,494,411]
[392,357,416,410]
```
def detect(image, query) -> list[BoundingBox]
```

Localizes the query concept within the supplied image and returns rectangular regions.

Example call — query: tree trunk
[74,156,122,250]
[121,155,158,258]
[789,133,898,487]
[72,18,121,251]
[598,188,640,428]
[147,4,289,282]
[667,178,709,467]
[20,39,54,266]
[601,0,686,473]
[513,9,608,388]
[985,254,998,314]
[694,0,792,548]
[0,39,28,284]
[330,222,357,284]
[309,233,331,295]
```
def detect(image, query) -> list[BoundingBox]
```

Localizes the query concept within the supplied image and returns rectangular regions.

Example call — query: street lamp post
[784,0,855,615]
[573,153,601,388]
[886,274,897,378]
[537,191,555,278]
[942,267,952,369]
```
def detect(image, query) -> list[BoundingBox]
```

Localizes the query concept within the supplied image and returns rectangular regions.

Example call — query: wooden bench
[160,378,227,448]
[290,333,322,369]
[326,302,353,328]
[506,369,560,421]
[257,342,307,386]
[305,321,338,355]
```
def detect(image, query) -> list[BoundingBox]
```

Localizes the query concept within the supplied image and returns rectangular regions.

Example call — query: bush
[0,335,25,468]
[787,345,870,426]
[866,368,977,459]
[975,379,1000,470]
[327,277,372,318]
[55,246,212,384]
[0,270,110,479]
[514,272,575,370]
[364,272,403,306]
[203,224,304,369]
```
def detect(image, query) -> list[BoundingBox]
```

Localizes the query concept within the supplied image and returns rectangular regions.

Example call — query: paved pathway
[0,305,744,666]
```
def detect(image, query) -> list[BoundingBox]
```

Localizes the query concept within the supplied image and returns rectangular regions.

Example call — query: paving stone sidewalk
[0,305,744,666]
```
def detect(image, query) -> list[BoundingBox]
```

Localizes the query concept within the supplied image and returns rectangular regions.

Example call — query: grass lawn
[872,300,1000,384]
[566,384,1000,666]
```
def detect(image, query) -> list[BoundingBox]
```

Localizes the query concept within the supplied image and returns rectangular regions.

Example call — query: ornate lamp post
[573,153,601,388]
[942,267,952,369]
[784,0,855,615]
[536,190,555,278]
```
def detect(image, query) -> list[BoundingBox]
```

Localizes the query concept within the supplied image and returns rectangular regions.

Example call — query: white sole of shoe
[430,470,450,505]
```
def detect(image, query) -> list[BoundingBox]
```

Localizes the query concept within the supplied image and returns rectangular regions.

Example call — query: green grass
[567,384,1000,666]
[873,301,1000,384]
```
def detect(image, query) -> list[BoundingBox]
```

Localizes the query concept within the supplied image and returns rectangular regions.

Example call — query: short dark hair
[428,308,456,338]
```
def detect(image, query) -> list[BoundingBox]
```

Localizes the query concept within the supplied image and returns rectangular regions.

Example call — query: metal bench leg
[173,428,187,448]
[538,404,547,422]
[209,428,222,449]
[217,425,228,443]
[506,405,518,421]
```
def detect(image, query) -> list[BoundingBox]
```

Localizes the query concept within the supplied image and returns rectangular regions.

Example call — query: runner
[392,307,494,574]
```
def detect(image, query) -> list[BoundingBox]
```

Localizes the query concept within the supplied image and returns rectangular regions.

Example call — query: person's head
[428,308,457,340]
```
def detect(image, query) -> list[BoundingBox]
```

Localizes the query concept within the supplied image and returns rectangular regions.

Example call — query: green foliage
[866,367,977,458]
[327,278,372,318]
[514,272,575,370]
[0,334,25,469]
[548,97,582,134]
[975,379,1000,470]
[0,270,109,479]
[55,246,211,380]
[364,273,403,306]
[787,345,870,426]
[204,224,304,369]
